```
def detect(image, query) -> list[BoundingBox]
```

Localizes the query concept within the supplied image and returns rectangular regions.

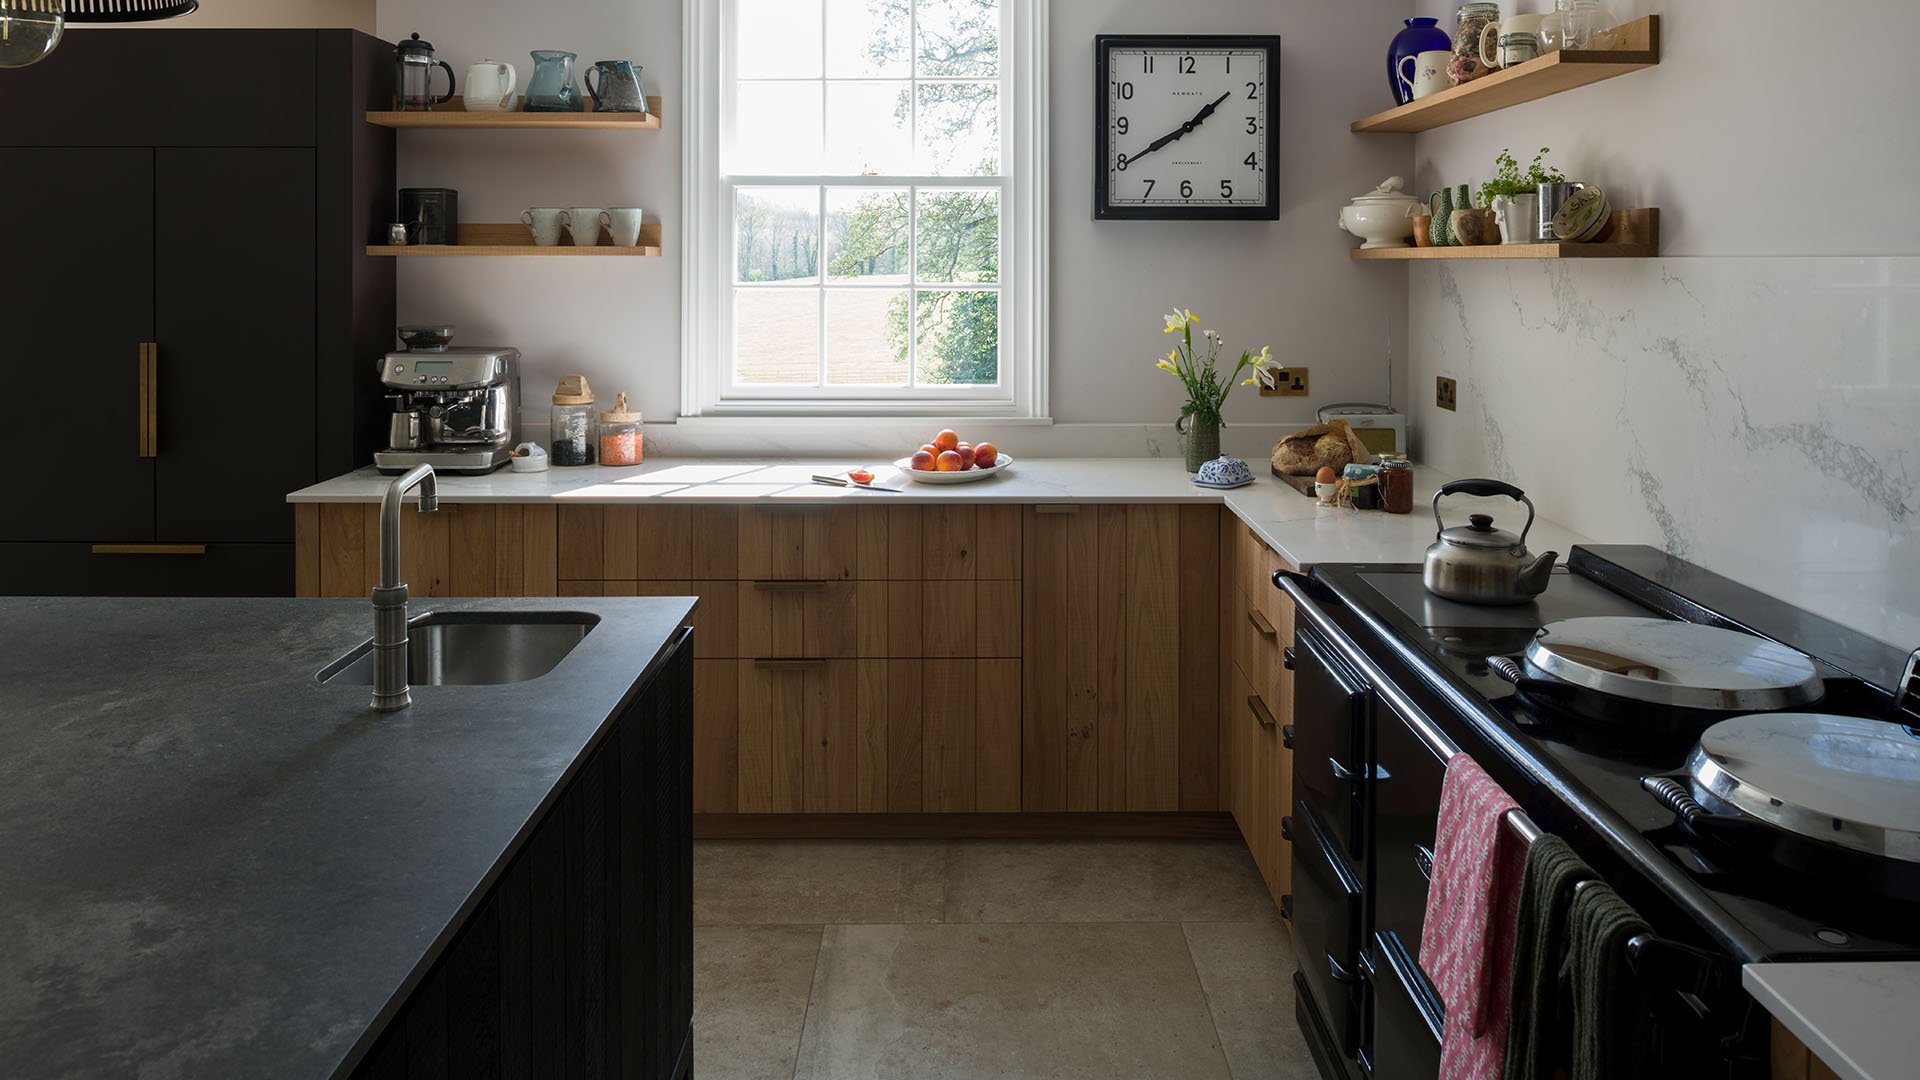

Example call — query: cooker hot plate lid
[1525,617,1824,711]
[1690,713,1920,862]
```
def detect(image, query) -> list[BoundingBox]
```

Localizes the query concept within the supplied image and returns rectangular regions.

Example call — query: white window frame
[682,0,1049,419]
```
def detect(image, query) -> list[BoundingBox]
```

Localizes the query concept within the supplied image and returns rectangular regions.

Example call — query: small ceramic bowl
[1194,456,1255,488]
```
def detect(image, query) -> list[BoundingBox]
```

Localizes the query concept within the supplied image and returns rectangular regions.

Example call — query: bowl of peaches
[895,429,1011,484]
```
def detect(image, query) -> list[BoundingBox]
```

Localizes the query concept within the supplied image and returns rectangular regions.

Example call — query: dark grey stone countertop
[0,595,695,1080]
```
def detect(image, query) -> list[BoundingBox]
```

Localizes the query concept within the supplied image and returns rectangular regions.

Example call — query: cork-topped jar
[550,374,597,466]
[599,393,643,466]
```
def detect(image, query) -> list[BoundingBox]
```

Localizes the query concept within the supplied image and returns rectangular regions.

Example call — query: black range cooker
[1275,544,1920,1080]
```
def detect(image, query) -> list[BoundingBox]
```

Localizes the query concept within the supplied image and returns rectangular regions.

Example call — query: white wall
[147,0,375,31]
[373,0,1414,450]
[1407,0,1920,648]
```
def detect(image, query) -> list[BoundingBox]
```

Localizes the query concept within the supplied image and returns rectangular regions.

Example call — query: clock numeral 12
[1179,55,1195,74]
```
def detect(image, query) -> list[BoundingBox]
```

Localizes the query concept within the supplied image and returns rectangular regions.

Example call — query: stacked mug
[520,207,647,247]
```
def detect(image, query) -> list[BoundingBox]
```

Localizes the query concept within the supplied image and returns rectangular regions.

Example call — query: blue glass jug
[525,50,582,112]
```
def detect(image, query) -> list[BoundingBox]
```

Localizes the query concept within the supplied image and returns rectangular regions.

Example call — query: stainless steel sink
[319,611,599,686]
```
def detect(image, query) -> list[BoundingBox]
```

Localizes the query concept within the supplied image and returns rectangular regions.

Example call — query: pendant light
[0,0,63,69]
[0,0,196,70]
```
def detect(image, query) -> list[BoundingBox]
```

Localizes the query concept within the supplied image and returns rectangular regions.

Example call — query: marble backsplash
[1410,257,1919,654]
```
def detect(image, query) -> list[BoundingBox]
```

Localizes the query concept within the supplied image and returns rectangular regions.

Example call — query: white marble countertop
[289,459,1592,569]
[1744,962,1920,1080]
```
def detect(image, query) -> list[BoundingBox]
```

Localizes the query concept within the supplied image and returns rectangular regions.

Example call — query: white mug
[561,207,605,247]
[604,207,644,247]
[465,59,517,111]
[1399,49,1452,101]
[521,207,566,246]
[1481,15,1545,69]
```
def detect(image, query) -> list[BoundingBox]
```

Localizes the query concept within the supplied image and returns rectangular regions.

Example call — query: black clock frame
[1093,34,1281,221]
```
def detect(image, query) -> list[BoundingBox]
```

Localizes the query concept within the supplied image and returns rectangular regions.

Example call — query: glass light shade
[0,0,63,69]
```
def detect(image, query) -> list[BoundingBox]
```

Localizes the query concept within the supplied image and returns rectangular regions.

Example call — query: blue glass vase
[1387,18,1452,106]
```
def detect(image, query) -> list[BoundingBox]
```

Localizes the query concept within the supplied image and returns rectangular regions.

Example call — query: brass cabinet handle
[752,579,828,592]
[1247,693,1278,729]
[1034,504,1080,515]
[138,342,159,458]
[753,657,827,670]
[1246,608,1277,637]
[91,543,207,556]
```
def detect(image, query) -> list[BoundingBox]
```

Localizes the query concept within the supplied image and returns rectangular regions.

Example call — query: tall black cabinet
[0,30,394,596]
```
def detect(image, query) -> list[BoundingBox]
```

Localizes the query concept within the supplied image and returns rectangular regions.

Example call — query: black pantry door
[0,148,156,542]
[155,147,317,543]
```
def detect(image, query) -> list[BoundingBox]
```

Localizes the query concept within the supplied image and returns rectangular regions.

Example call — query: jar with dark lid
[1380,456,1414,514]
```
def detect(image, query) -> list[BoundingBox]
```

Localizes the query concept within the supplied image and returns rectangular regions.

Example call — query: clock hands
[1125,90,1232,165]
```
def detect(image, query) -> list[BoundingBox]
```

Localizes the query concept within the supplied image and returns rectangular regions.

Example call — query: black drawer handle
[1247,694,1278,729]
[1280,893,1293,921]
[1281,815,1294,842]
[1328,953,1363,986]
[1414,843,1435,882]
[1331,758,1391,785]
[1282,723,1295,749]
[1282,646,1296,671]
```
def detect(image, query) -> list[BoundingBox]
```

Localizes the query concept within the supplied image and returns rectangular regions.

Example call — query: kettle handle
[1431,478,1536,546]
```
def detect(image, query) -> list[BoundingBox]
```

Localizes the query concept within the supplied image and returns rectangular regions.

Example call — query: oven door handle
[1276,569,1461,763]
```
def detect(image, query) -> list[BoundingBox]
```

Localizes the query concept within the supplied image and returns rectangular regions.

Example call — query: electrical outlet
[1259,366,1310,397]
[1436,375,1458,411]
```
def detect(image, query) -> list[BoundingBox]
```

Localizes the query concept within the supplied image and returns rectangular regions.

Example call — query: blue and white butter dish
[1192,455,1255,489]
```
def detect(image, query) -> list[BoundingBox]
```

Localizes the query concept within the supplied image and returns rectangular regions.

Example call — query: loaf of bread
[1271,419,1375,477]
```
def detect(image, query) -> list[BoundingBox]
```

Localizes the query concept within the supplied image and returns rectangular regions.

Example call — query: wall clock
[1094,34,1280,221]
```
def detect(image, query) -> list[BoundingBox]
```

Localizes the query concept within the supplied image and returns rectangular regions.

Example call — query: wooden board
[1351,209,1659,260]
[1271,469,1318,497]
[367,95,663,129]
[368,221,662,257]
[1351,17,1658,134]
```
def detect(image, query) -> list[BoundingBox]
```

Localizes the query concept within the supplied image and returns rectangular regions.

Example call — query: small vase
[1176,415,1220,473]
[1429,187,1454,246]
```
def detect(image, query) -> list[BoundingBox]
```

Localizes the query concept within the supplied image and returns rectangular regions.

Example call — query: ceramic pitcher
[464,59,517,111]
[584,60,647,114]
[1429,187,1455,246]
[525,50,583,112]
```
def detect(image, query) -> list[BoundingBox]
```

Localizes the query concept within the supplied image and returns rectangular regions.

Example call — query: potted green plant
[1156,309,1278,472]
[1477,147,1564,244]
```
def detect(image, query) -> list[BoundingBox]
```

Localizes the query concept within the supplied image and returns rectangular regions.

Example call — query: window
[685,0,1048,418]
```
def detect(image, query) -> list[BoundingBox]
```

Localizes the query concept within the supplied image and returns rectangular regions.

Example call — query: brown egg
[1315,466,1337,484]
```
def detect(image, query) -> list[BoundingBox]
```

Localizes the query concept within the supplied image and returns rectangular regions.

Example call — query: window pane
[736,0,822,78]
[917,0,998,77]
[914,189,998,284]
[735,187,820,284]
[824,81,912,175]
[916,82,999,175]
[826,288,909,385]
[732,82,821,174]
[825,0,909,77]
[736,289,820,385]
[914,290,998,385]
[825,187,908,283]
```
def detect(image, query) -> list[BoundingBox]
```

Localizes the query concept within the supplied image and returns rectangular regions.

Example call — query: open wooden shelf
[368,222,663,257]
[367,95,662,129]
[1351,208,1658,260]
[1352,16,1658,134]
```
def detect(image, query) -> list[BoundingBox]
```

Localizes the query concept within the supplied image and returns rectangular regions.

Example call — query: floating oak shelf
[1351,209,1658,260]
[368,222,663,257]
[367,95,662,129]
[1352,16,1658,134]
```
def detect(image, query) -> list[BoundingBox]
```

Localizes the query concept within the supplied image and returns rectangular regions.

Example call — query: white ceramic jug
[465,59,517,112]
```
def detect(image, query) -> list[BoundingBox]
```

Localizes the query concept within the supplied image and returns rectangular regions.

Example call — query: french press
[395,32,456,111]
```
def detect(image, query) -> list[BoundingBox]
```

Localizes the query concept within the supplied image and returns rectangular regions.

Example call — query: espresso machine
[373,326,522,474]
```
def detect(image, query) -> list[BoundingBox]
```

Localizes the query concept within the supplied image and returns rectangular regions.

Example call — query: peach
[936,449,965,472]
[974,441,998,468]
[954,445,976,470]
[910,449,936,471]
[933,429,960,452]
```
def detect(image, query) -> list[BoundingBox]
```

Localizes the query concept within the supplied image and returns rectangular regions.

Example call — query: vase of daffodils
[1156,308,1278,473]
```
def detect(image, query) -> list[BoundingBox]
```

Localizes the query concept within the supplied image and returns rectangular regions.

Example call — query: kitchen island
[0,595,696,1079]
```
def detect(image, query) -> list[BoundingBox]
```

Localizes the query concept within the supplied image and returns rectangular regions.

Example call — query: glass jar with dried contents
[599,392,643,466]
[550,374,597,466]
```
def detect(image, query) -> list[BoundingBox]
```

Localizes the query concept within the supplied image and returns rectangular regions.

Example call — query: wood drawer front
[718,657,1020,815]
[557,505,741,581]
[300,503,557,598]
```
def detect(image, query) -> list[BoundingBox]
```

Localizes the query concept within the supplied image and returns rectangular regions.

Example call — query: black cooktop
[1315,547,1920,964]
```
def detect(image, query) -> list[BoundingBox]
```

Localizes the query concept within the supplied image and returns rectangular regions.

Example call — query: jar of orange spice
[598,392,643,466]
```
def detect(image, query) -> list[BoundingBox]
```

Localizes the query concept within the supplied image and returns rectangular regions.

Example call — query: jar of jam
[1380,456,1414,514]
[598,392,643,467]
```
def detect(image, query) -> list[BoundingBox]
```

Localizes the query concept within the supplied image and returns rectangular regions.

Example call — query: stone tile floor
[693,838,1320,1080]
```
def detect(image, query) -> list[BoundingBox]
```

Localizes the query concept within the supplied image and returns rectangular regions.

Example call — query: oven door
[1291,798,1364,1060]
[1370,695,1447,970]
[1291,624,1368,860]
[1367,929,1443,1079]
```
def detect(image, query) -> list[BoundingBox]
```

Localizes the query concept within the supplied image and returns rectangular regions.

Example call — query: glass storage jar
[599,393,643,466]
[1451,3,1501,83]
[550,373,596,466]
[1380,455,1414,514]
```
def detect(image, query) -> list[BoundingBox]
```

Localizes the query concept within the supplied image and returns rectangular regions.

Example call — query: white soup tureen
[1338,176,1424,249]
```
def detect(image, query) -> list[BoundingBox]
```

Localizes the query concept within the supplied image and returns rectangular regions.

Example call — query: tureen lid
[1349,176,1422,205]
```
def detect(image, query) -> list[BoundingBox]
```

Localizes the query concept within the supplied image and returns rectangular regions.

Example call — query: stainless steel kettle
[1422,479,1558,605]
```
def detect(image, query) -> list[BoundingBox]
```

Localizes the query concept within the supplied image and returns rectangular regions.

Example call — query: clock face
[1094,36,1280,220]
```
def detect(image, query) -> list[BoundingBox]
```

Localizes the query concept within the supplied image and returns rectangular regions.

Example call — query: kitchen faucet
[371,464,438,711]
